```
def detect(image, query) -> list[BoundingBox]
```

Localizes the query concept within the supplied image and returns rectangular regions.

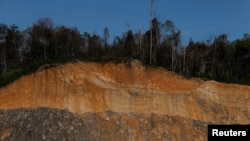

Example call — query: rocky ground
[0,108,207,141]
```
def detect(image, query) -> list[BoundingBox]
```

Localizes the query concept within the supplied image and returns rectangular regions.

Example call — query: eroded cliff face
[0,60,250,140]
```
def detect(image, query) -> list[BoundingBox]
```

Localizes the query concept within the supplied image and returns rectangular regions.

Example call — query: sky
[0,0,250,45]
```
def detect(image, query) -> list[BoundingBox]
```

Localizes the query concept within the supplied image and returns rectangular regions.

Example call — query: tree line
[0,17,249,86]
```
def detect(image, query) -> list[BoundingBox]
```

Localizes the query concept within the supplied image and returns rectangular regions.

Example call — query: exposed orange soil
[0,60,250,124]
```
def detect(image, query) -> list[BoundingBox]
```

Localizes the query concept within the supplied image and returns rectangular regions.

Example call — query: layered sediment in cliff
[0,60,249,140]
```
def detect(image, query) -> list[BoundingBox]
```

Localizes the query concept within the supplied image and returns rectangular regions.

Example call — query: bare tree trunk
[150,22,152,65]
[139,26,142,62]
[199,61,206,75]
[153,29,159,65]
[183,47,186,74]
[149,0,154,65]
[3,44,7,79]
[172,46,174,71]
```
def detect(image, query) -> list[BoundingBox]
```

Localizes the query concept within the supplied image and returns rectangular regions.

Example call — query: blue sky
[0,0,249,45]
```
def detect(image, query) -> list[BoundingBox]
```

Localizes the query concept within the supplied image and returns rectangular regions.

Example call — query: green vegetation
[0,18,250,87]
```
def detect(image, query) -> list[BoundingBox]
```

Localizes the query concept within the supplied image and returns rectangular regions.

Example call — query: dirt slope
[0,60,250,140]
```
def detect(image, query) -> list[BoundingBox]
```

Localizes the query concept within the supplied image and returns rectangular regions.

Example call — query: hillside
[0,60,250,140]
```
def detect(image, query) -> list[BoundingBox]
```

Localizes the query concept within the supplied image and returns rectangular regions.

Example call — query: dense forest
[0,17,250,86]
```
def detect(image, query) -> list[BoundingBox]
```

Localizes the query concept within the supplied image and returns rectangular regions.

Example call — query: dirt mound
[0,60,250,140]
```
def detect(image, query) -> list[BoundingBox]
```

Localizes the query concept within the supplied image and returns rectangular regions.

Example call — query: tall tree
[185,41,208,77]
[161,20,181,71]
[69,27,83,58]
[103,27,110,55]
[151,18,160,65]
[0,24,22,78]
[149,0,155,65]
[86,33,103,60]
[6,24,23,68]
[232,36,250,80]
[0,24,8,78]
[123,30,136,58]
[134,26,144,62]
[210,34,227,78]
[54,25,71,58]
[28,18,54,60]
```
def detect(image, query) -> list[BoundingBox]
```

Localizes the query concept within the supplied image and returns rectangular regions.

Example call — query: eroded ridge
[0,61,250,124]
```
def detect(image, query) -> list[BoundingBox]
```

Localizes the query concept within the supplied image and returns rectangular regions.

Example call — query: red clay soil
[0,60,250,140]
